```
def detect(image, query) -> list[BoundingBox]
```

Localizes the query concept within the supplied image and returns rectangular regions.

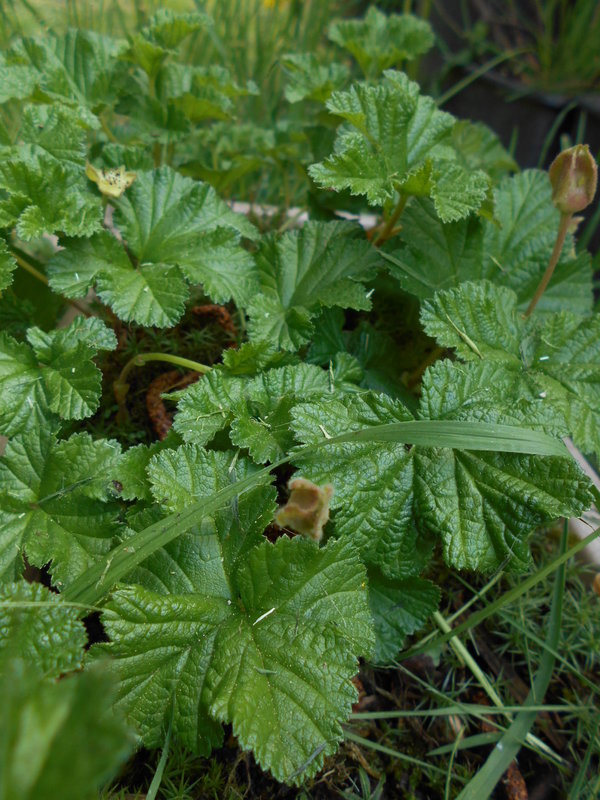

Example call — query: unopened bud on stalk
[548,144,597,215]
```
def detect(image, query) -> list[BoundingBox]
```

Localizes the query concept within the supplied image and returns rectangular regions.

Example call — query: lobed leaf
[282,53,349,104]
[0,428,122,586]
[329,7,434,78]
[48,167,258,326]
[309,71,489,220]
[421,280,600,457]
[291,382,591,575]
[0,581,87,678]
[246,220,383,350]
[95,535,373,785]
[0,317,115,436]
[173,363,331,461]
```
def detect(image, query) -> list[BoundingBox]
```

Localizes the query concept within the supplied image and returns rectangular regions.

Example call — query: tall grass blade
[455,520,569,800]
[63,420,572,605]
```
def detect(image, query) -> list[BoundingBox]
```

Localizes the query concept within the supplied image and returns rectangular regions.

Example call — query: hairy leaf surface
[0,317,116,436]
[0,581,87,678]
[309,72,489,220]
[173,363,330,460]
[246,221,383,350]
[329,7,434,77]
[291,378,591,573]
[48,167,257,326]
[0,429,122,585]
[421,280,600,456]
[95,532,373,785]
[368,572,440,662]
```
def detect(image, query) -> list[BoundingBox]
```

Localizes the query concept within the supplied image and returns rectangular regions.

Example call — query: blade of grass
[445,727,465,799]
[344,730,460,781]
[437,50,529,107]
[455,519,570,800]
[352,704,592,720]
[400,525,600,661]
[63,419,572,605]
[567,717,599,798]
[436,732,499,758]
[146,698,175,800]
[432,610,564,765]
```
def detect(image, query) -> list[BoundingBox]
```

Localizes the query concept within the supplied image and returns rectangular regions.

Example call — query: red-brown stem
[524,212,572,318]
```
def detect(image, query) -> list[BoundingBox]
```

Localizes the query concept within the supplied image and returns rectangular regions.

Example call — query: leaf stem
[524,212,572,317]
[114,351,212,417]
[12,251,92,317]
[373,193,408,246]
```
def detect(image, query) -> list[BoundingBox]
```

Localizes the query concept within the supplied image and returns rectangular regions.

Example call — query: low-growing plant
[0,4,598,797]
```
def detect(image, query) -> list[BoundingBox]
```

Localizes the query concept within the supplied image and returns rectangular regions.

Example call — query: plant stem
[13,251,49,284]
[114,351,212,419]
[373,193,408,246]
[12,251,92,317]
[524,211,571,317]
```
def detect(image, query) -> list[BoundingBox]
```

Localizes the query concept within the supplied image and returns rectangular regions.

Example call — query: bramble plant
[0,5,599,796]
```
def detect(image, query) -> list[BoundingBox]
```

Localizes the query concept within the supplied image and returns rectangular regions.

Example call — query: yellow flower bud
[548,144,597,215]
[274,478,334,542]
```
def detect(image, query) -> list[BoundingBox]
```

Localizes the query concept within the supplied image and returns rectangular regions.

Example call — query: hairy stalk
[524,212,571,317]
[114,351,212,421]
[373,193,408,246]
[12,251,92,317]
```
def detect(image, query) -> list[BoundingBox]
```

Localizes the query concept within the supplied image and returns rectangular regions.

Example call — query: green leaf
[368,572,440,663]
[133,447,276,589]
[8,29,127,113]
[0,660,133,800]
[309,71,488,220]
[0,155,103,239]
[0,428,122,586]
[0,581,86,678]
[173,363,330,462]
[14,104,88,168]
[94,535,373,784]
[449,120,518,181]
[0,316,115,436]
[484,170,593,316]
[115,436,180,502]
[291,384,591,574]
[0,240,17,292]
[48,167,258,326]
[421,280,600,457]
[328,7,434,78]
[282,53,349,104]
[162,63,258,123]
[307,308,412,400]
[98,261,189,329]
[291,392,431,578]
[228,364,331,462]
[0,55,38,104]
[383,199,486,298]
[247,220,383,350]
[123,9,210,77]
[384,184,593,314]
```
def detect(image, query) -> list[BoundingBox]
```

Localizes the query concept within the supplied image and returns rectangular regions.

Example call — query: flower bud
[548,144,597,215]
[275,478,333,542]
